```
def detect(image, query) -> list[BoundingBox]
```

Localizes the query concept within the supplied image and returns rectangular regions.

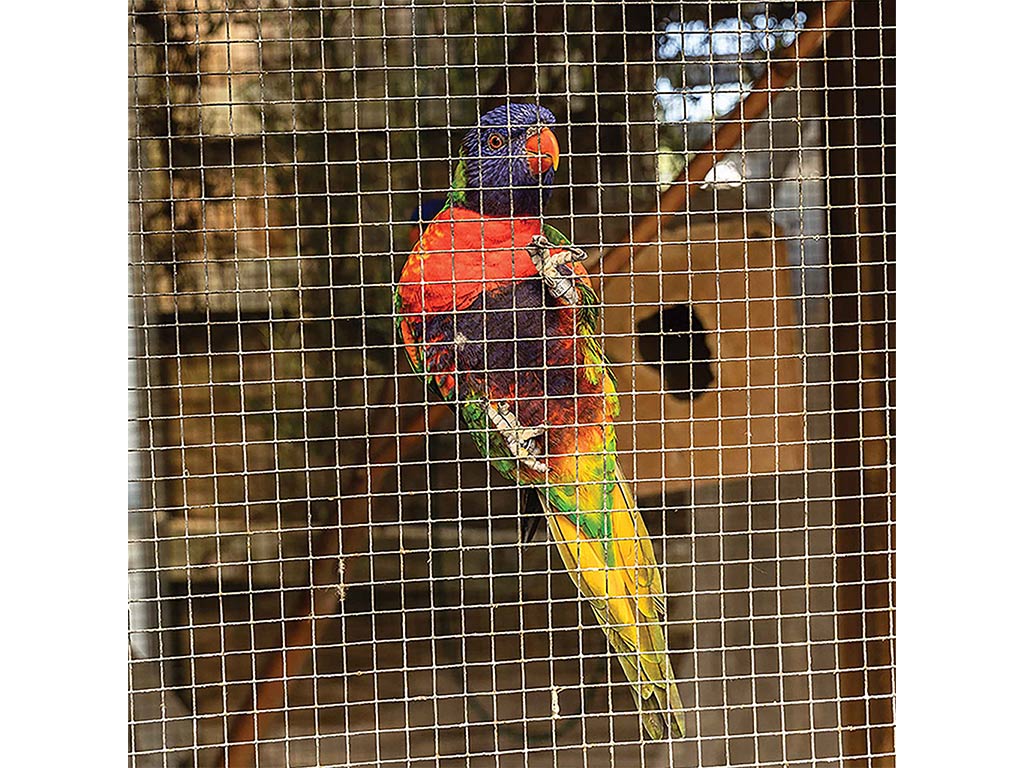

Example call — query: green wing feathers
[541,223,572,247]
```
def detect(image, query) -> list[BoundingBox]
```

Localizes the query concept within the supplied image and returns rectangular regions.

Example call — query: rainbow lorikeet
[394,103,685,739]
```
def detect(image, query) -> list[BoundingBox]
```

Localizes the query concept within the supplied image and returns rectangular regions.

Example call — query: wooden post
[824,1,896,764]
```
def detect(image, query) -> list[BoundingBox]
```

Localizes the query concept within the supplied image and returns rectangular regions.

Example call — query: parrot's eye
[487,133,505,151]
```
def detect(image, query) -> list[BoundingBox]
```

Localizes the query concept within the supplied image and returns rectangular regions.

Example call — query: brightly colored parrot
[394,103,685,739]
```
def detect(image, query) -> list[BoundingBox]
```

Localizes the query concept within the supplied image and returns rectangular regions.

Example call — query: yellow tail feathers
[541,466,685,739]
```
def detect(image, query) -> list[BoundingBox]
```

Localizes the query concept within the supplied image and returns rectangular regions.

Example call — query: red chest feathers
[398,207,542,314]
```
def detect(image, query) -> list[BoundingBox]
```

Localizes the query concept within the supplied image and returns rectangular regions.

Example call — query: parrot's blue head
[456,103,559,217]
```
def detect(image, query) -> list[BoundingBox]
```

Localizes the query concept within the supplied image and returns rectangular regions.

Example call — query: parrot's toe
[521,454,549,473]
[486,400,548,471]
[526,234,583,305]
[527,234,587,267]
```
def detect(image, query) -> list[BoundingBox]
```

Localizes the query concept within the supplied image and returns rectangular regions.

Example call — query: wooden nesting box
[599,216,805,496]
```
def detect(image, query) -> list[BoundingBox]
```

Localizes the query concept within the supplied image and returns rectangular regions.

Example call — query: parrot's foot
[486,401,547,473]
[526,234,587,305]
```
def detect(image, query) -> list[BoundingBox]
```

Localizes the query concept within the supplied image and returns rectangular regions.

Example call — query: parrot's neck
[450,159,553,218]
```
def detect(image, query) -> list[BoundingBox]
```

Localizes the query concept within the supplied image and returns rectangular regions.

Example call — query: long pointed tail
[540,466,685,739]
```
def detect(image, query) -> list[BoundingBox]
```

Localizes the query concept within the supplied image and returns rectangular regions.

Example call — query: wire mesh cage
[128,1,894,765]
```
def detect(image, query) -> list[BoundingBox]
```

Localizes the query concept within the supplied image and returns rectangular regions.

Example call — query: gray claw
[526,235,586,305]
[526,234,587,267]
[486,401,548,473]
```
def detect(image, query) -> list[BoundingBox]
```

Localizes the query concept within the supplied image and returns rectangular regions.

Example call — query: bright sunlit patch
[657,11,808,60]
[654,11,808,124]
[655,77,749,124]
[701,159,743,190]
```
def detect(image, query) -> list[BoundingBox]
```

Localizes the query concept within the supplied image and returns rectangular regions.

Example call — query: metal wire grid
[128,1,894,766]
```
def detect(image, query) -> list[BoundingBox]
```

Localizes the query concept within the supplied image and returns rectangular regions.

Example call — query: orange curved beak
[525,127,560,176]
